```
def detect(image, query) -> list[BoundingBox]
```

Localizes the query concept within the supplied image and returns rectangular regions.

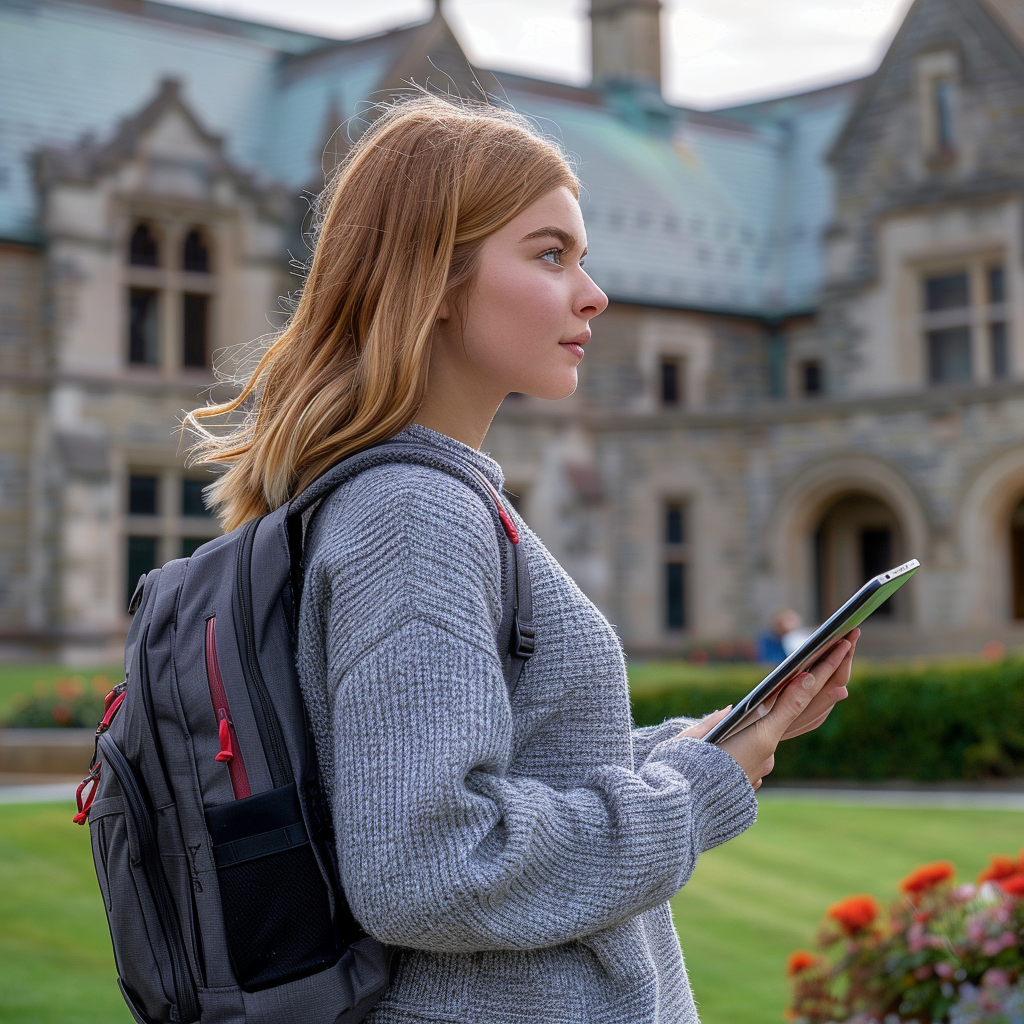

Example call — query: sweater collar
[391,423,505,490]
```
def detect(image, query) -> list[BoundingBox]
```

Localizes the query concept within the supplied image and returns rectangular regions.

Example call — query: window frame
[659,356,685,408]
[662,498,691,632]
[918,255,1009,386]
[123,215,218,375]
[122,465,220,613]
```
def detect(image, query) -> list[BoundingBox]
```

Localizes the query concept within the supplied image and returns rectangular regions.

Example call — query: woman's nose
[577,273,609,318]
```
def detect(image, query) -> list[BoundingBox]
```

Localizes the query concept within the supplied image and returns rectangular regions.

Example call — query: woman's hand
[677,629,859,790]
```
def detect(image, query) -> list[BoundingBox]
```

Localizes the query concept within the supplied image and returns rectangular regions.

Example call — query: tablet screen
[702,559,920,745]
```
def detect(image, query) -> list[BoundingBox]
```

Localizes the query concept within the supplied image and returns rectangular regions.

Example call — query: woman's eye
[540,249,563,265]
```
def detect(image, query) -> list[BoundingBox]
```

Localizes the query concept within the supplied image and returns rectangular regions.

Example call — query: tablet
[702,559,920,745]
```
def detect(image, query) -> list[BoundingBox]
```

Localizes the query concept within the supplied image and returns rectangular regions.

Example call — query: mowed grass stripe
[1,799,1021,1024]
[0,803,134,1024]
[673,799,1024,1024]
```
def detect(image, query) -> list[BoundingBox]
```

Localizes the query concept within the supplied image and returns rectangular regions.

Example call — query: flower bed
[3,674,114,728]
[788,851,1024,1022]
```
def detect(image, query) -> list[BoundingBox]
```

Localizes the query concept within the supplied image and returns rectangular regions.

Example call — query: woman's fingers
[712,629,862,788]
[780,632,858,739]
[677,706,732,740]
[764,639,852,739]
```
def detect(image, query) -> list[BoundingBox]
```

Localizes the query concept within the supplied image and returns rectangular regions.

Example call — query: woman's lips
[559,331,590,359]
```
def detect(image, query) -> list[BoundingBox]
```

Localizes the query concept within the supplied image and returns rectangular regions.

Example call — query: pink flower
[982,968,1010,989]
[936,962,954,979]
[913,965,932,980]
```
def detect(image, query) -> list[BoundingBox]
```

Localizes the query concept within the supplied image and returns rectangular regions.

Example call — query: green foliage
[2,673,118,728]
[0,665,121,723]
[630,658,1024,781]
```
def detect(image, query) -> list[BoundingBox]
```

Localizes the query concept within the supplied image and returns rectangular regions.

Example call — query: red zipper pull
[215,710,234,763]
[96,691,126,735]
[497,506,519,544]
[73,765,100,825]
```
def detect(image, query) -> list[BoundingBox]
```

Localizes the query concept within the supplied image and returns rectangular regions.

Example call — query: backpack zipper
[234,518,292,788]
[99,733,200,1023]
[204,616,251,800]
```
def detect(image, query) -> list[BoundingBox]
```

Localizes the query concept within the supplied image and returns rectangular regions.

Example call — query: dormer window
[917,50,960,163]
[125,219,217,371]
[933,78,955,151]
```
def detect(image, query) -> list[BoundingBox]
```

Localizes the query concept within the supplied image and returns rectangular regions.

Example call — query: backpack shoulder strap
[286,439,534,695]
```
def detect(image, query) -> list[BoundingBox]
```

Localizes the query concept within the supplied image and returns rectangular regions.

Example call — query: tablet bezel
[702,559,920,746]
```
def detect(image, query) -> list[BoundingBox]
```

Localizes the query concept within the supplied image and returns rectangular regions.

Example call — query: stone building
[3,0,1024,661]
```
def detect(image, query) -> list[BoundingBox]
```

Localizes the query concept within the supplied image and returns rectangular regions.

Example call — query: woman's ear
[437,296,451,322]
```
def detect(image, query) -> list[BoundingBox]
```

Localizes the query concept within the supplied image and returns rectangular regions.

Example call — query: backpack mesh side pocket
[206,782,341,992]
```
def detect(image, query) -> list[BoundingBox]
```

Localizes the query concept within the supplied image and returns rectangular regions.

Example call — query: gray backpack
[74,439,535,1024]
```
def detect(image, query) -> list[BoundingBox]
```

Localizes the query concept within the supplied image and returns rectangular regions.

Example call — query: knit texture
[296,423,758,1024]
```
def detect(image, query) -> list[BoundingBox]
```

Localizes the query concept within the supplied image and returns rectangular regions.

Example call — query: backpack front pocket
[205,782,340,992]
[92,736,200,1024]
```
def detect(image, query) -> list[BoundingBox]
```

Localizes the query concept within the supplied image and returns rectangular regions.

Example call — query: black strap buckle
[512,614,535,659]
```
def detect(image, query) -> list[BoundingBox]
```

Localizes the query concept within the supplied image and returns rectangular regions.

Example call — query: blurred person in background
[188,94,858,1024]
[757,607,812,666]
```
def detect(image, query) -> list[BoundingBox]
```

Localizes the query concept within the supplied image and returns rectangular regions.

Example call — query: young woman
[190,96,858,1024]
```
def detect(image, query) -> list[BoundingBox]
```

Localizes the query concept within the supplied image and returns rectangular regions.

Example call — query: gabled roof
[36,77,284,213]
[0,0,865,316]
[828,0,1024,166]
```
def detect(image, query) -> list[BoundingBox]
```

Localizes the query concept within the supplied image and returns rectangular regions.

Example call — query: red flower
[786,950,819,976]
[998,873,1024,897]
[979,855,1018,884]
[827,894,880,936]
[900,861,955,896]
[51,703,73,726]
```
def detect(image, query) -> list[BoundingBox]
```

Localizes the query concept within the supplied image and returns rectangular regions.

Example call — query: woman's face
[437,186,608,402]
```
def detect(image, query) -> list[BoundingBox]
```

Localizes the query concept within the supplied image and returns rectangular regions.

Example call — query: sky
[162,0,915,107]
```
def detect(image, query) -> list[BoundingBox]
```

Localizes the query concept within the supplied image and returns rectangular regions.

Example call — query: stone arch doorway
[812,493,907,620]
[766,455,927,632]
[1011,496,1024,620]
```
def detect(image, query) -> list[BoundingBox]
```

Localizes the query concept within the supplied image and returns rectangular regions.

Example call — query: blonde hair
[186,94,579,531]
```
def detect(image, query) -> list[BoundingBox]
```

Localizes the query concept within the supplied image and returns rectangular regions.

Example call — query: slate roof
[0,0,869,316]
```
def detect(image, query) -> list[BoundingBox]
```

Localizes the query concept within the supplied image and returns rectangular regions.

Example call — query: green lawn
[0,802,134,1024]
[2,799,1020,1024]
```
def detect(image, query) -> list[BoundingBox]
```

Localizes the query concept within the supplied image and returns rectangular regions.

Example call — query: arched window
[182,228,210,273]
[128,223,159,266]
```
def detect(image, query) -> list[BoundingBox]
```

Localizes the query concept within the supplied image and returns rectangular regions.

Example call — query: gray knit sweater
[296,424,757,1024]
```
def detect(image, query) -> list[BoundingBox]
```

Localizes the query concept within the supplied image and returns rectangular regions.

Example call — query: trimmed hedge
[630,658,1024,781]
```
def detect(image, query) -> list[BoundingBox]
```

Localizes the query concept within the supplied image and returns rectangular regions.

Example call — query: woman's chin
[519,374,578,402]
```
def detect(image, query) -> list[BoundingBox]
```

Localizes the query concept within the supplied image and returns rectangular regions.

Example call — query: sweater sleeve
[631,718,698,765]
[304,469,757,954]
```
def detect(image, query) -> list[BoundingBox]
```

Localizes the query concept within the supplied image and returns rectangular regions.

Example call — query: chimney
[590,0,663,93]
